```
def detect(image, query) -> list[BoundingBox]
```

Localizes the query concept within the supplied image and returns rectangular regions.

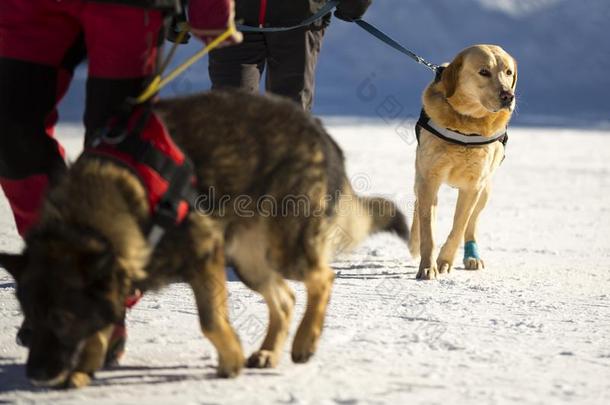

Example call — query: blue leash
[354,19,440,73]
[237,0,339,32]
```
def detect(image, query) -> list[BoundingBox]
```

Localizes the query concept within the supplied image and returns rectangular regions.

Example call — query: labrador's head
[441,45,518,114]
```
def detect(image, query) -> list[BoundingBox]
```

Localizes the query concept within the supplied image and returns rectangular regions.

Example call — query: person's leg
[0,0,83,236]
[10,41,86,348]
[46,35,88,139]
[0,0,85,349]
[81,2,164,142]
[265,28,325,110]
[208,31,267,93]
[80,2,164,365]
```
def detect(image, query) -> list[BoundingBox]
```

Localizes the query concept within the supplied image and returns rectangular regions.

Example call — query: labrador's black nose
[500,90,514,106]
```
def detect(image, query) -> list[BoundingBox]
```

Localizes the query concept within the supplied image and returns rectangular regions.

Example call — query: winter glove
[334,0,372,22]
[189,0,243,48]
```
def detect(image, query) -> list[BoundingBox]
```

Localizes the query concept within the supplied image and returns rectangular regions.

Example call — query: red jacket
[189,0,234,33]
[88,0,234,32]
[234,0,330,27]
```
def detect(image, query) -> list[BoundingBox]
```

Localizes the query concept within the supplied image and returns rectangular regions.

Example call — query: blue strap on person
[464,241,480,261]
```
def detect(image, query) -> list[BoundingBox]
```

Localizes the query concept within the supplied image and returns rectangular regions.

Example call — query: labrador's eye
[506,69,513,76]
[479,69,491,77]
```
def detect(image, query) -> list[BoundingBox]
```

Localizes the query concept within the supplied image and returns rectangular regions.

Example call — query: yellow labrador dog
[408,44,517,280]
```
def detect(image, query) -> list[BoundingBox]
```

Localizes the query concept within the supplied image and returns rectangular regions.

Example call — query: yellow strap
[136,26,236,104]
[157,28,189,77]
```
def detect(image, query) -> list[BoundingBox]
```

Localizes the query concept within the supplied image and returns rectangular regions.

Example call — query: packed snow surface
[1,123,609,404]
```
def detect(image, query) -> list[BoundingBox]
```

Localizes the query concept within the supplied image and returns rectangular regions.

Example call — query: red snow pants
[0,0,163,235]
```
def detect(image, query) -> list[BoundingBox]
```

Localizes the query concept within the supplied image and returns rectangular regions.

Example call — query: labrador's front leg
[437,188,483,273]
[415,178,442,280]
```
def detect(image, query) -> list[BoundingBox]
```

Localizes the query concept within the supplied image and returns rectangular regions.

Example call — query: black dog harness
[415,109,509,148]
[415,65,509,149]
[86,106,198,247]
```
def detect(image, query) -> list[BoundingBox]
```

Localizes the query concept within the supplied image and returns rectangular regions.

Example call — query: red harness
[86,106,196,245]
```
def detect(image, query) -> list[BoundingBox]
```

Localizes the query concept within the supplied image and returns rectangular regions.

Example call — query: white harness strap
[416,109,508,147]
[426,118,507,145]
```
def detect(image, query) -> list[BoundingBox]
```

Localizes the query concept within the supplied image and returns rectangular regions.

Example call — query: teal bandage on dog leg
[464,241,480,261]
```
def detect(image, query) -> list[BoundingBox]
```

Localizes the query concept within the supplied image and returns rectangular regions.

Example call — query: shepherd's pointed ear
[0,253,27,281]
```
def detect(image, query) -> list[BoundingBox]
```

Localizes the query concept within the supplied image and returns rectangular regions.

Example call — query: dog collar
[85,106,198,247]
[415,109,508,147]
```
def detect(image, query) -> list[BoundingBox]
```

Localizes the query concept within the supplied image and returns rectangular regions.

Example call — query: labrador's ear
[511,57,518,90]
[442,53,464,98]
[0,253,27,281]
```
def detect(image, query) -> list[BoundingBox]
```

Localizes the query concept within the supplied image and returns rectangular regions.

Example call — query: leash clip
[89,125,129,148]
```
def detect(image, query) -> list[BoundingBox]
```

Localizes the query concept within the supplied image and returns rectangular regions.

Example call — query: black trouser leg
[83,77,152,144]
[0,58,69,235]
[0,59,68,180]
[0,32,85,236]
[208,31,267,93]
[265,28,325,111]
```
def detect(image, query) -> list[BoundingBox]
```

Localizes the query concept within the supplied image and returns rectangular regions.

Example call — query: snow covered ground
[1,123,609,404]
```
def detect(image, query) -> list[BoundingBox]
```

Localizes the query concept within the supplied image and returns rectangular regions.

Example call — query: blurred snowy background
[58,0,610,126]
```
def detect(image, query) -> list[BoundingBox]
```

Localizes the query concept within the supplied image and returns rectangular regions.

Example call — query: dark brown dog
[0,90,408,389]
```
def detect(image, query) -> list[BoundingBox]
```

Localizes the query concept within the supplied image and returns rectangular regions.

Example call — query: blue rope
[354,19,439,73]
[237,0,339,32]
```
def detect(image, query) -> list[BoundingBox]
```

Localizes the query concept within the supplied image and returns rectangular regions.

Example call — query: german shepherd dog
[0,90,408,388]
